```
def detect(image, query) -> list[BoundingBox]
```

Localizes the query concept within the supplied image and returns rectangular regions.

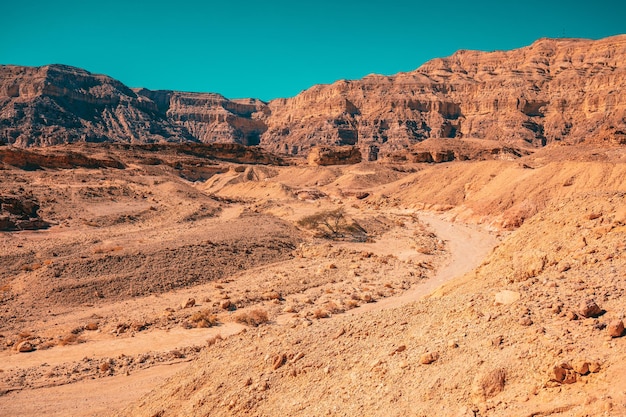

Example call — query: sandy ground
[1,144,625,416]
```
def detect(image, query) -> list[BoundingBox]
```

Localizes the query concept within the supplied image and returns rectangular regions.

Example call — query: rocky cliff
[0,65,266,147]
[261,35,626,159]
[1,35,625,156]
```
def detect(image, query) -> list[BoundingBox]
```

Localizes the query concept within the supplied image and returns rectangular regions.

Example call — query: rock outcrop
[1,35,626,157]
[0,194,49,231]
[307,145,362,166]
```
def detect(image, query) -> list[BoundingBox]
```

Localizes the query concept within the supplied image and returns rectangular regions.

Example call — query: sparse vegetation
[233,309,269,327]
[189,310,219,328]
[297,208,367,241]
[58,333,83,346]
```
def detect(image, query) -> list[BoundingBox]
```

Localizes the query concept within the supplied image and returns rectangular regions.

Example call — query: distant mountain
[1,35,625,158]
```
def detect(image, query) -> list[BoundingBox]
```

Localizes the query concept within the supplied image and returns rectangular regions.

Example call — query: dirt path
[0,211,499,416]
[348,211,499,314]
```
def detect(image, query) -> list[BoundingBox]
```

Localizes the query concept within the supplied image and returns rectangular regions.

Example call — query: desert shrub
[207,334,223,346]
[190,310,219,328]
[297,208,367,241]
[233,309,269,327]
[58,333,83,346]
[312,308,330,319]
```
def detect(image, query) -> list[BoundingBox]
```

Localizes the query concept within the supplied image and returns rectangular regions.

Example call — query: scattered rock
[579,299,603,318]
[607,320,624,337]
[220,300,232,310]
[16,341,35,353]
[419,352,439,365]
[571,359,590,375]
[549,363,577,384]
[272,354,286,370]
[181,298,196,309]
[518,317,533,326]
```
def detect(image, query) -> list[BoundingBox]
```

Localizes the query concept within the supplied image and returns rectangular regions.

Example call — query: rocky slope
[1,35,625,157]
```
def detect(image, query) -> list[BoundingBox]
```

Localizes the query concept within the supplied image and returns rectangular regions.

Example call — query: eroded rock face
[0,65,266,147]
[1,35,626,155]
[261,35,626,156]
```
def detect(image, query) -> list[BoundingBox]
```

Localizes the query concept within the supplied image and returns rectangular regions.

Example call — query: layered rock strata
[1,35,625,158]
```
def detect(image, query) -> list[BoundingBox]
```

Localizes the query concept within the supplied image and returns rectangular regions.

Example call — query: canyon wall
[1,35,625,156]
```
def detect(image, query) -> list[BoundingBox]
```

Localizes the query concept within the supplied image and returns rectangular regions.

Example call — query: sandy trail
[347,211,499,314]
[0,211,499,416]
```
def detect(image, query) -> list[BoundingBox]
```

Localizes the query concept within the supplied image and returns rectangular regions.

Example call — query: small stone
[448,340,459,349]
[519,317,533,326]
[571,359,590,375]
[588,361,601,373]
[16,341,35,353]
[390,345,406,355]
[272,353,286,370]
[181,298,196,309]
[566,311,578,321]
[550,363,577,384]
[607,320,624,338]
[494,290,520,305]
[220,300,232,310]
[579,299,602,318]
[419,352,439,365]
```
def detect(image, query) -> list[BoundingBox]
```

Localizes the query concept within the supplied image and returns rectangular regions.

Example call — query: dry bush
[190,310,219,328]
[313,308,330,319]
[58,333,83,346]
[324,301,344,314]
[207,334,223,346]
[298,208,367,241]
[233,309,269,327]
[38,340,57,350]
[85,322,99,331]
[93,246,123,254]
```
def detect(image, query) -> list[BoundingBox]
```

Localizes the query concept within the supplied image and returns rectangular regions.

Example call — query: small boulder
[419,352,439,365]
[549,363,577,384]
[579,299,602,318]
[181,298,196,309]
[571,359,590,375]
[16,341,35,353]
[607,320,625,338]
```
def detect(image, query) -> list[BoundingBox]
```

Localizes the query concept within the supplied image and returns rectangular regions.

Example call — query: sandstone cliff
[1,35,625,157]
[0,65,266,147]
[261,35,626,158]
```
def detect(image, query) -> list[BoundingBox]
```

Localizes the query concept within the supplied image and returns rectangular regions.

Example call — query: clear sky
[2,0,625,101]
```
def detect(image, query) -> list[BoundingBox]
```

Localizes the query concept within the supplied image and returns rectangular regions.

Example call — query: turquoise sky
[2,0,625,100]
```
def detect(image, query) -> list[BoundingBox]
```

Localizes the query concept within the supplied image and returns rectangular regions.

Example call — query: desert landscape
[0,35,625,416]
